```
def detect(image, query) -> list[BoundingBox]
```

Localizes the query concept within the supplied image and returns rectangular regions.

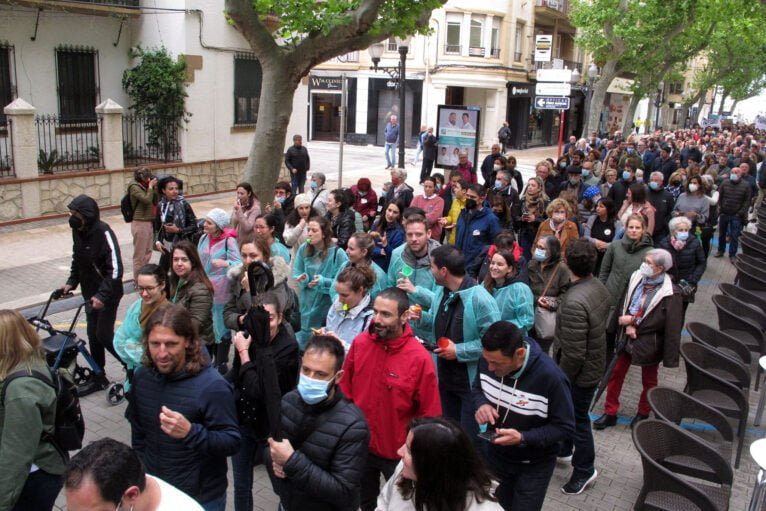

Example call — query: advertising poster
[436,105,481,169]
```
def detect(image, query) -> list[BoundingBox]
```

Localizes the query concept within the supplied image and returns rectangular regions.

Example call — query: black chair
[733,259,766,297]
[718,283,766,318]
[712,294,766,390]
[687,322,752,370]
[681,337,750,392]
[633,420,732,511]
[739,253,766,270]
[741,233,766,260]
[647,386,735,474]
[681,342,749,468]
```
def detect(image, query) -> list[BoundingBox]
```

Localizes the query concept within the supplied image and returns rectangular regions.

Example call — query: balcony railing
[329,51,360,63]
[490,48,501,58]
[445,44,462,55]
[535,0,568,13]
[468,46,485,57]
[0,120,12,178]
[532,59,579,71]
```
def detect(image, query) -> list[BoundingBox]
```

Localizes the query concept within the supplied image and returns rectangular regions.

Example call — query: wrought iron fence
[35,115,102,174]
[0,119,12,178]
[122,114,182,166]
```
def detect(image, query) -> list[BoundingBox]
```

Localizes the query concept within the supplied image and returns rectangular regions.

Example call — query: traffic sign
[535,96,571,110]
[536,68,572,83]
[535,82,571,96]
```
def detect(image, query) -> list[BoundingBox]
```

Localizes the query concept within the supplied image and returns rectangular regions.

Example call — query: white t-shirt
[152,475,204,510]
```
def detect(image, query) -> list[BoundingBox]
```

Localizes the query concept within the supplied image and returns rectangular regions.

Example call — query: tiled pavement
[3,142,762,510]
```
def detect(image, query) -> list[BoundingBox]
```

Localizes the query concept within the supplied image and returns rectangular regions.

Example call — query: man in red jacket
[340,287,441,511]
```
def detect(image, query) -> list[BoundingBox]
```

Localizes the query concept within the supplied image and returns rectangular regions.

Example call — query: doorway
[312,93,341,141]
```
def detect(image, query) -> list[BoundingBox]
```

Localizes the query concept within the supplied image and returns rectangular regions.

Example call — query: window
[470,18,483,48]
[669,81,684,95]
[446,19,461,54]
[0,45,14,126]
[386,37,398,52]
[514,23,524,62]
[56,47,98,122]
[234,54,262,125]
[490,19,501,58]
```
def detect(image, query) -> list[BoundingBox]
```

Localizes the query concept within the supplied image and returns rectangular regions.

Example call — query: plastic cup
[401,265,413,278]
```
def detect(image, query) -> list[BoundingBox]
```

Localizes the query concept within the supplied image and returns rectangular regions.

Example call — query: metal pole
[557,110,565,158]
[338,73,347,187]
[398,45,407,169]
[582,82,591,139]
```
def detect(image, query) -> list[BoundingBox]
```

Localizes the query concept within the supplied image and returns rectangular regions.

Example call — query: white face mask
[639,262,654,277]
[493,164,501,171]
[688,184,699,193]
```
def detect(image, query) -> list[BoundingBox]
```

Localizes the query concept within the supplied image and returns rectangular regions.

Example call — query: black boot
[592,414,617,430]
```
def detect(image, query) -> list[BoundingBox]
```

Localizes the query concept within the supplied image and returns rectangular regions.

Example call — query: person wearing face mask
[351,178,378,230]
[714,162,752,261]
[455,184,503,268]
[671,175,709,231]
[229,292,299,511]
[268,335,369,511]
[266,181,295,221]
[647,171,675,245]
[532,198,579,259]
[60,194,124,395]
[593,249,682,430]
[607,161,636,206]
[324,265,376,348]
[486,169,521,222]
[309,172,330,216]
[341,288,441,511]
[526,236,572,353]
[582,161,600,187]
[480,144,504,185]
[385,168,415,209]
[659,216,706,319]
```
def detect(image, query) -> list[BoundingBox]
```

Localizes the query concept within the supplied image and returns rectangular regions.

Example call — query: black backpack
[1,366,85,459]
[120,184,139,223]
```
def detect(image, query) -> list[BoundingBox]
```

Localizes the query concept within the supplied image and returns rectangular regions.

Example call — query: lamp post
[653,84,664,132]
[368,37,411,169]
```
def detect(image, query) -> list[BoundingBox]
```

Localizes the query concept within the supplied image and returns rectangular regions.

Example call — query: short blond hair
[546,198,572,217]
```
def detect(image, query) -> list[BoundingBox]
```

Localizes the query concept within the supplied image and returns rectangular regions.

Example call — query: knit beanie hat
[294,193,311,207]
[206,208,230,229]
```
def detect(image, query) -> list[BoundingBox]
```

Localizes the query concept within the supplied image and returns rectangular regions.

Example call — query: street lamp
[368,36,411,169]
[653,84,664,132]
[581,62,599,138]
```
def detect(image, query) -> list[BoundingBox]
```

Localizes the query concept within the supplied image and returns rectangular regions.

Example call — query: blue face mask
[275,196,286,204]
[494,180,502,190]
[533,248,547,261]
[582,169,590,178]
[627,148,635,154]
[648,181,660,191]
[622,171,631,181]
[676,231,689,241]
[297,373,334,405]
[310,181,318,190]
[730,174,739,182]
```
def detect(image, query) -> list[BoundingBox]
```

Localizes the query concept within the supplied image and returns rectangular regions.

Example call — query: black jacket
[422,133,438,161]
[328,209,356,250]
[66,195,124,306]
[659,236,707,286]
[271,389,369,511]
[228,324,299,438]
[127,365,241,504]
[718,178,752,218]
[285,145,310,174]
[480,153,502,184]
[607,178,635,208]
[652,156,677,183]
[648,188,675,245]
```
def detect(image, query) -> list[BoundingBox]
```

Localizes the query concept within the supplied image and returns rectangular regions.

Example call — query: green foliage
[123,47,190,123]
[38,149,62,174]
[247,0,441,46]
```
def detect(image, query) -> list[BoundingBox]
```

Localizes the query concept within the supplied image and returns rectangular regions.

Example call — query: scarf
[139,295,168,329]
[159,197,188,233]
[628,273,664,322]
[548,219,565,236]
[524,189,543,214]
[670,237,686,251]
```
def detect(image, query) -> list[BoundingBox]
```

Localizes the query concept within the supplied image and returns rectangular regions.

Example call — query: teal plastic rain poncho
[293,243,349,349]
[492,282,535,334]
[198,229,242,342]
[271,240,291,264]
[329,261,388,302]
[413,282,500,384]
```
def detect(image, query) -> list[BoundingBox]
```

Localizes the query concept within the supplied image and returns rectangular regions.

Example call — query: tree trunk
[718,91,728,115]
[693,96,705,124]
[730,99,738,114]
[621,94,642,137]
[582,61,618,138]
[242,60,302,205]
[678,104,690,128]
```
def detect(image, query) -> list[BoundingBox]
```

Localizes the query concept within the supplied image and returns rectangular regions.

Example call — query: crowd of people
[1,124,764,511]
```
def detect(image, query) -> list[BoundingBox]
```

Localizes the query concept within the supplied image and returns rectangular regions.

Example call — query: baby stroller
[26,290,126,406]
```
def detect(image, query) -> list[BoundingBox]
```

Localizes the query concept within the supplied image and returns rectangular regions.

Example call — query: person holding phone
[472,321,574,511]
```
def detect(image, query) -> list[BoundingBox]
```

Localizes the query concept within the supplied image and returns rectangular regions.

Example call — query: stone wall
[0,158,289,223]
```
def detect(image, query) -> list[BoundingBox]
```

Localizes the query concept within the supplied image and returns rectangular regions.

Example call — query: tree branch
[225,0,280,58]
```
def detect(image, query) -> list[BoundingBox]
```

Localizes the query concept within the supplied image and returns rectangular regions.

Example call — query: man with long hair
[126,304,240,511]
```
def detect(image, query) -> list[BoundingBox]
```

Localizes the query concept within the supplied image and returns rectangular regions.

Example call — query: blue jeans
[385,142,397,167]
[201,493,227,511]
[11,469,62,511]
[291,172,306,194]
[488,455,556,511]
[232,425,270,511]
[559,385,596,477]
[717,214,743,257]
[440,386,480,440]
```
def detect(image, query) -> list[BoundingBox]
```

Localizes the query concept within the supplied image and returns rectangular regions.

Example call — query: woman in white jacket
[283,193,318,258]
[377,417,502,511]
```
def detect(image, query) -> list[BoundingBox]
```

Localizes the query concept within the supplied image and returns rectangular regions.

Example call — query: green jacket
[0,358,66,510]
[414,282,500,384]
[598,233,653,305]
[387,240,440,341]
[128,182,159,222]
[553,276,612,387]
[172,279,215,345]
[113,297,144,370]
